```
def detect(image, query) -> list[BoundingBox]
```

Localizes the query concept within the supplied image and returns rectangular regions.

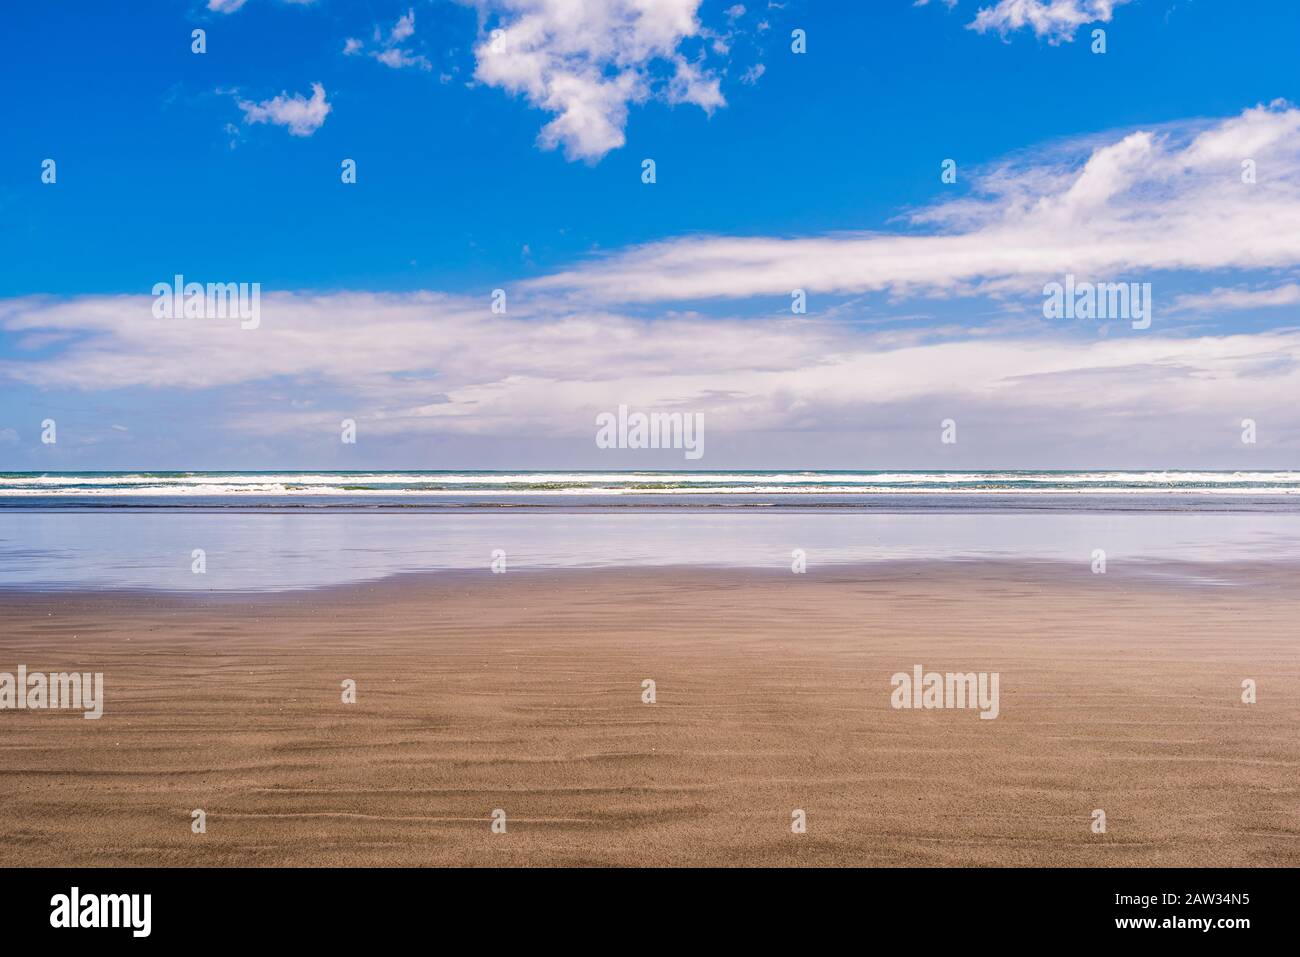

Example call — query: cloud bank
[3,287,1299,463]
[5,104,1300,464]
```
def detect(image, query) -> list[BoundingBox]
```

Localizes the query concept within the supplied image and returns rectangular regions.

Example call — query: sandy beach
[0,562,1296,867]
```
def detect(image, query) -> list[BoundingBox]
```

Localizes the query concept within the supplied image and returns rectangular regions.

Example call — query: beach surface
[1,562,1296,867]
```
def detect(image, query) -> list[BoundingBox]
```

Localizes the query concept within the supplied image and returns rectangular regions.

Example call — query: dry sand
[0,562,1296,866]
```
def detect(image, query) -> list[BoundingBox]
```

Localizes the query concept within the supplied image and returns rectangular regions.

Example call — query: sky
[2,0,1300,469]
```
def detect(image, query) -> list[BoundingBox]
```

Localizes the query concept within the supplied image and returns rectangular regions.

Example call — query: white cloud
[208,0,317,12]
[390,8,416,43]
[1174,283,1300,314]
[375,48,433,71]
[667,54,724,110]
[526,102,1300,305]
[969,0,1131,43]
[346,9,432,72]
[237,82,331,136]
[472,0,725,162]
[3,292,1300,461]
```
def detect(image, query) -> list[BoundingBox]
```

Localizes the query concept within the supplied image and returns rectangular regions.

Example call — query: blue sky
[3,0,1300,469]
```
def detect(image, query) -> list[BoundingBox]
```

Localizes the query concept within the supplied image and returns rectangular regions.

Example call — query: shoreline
[3,557,1299,600]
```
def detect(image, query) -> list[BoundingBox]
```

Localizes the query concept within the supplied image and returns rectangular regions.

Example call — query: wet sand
[0,562,1296,866]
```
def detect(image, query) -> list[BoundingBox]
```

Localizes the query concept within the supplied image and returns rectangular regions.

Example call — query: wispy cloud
[1174,283,1300,314]
[345,8,432,72]
[236,82,331,136]
[526,103,1300,305]
[968,0,1132,43]
[207,0,318,13]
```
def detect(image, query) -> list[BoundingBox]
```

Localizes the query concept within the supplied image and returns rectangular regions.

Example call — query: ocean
[2,471,1299,591]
